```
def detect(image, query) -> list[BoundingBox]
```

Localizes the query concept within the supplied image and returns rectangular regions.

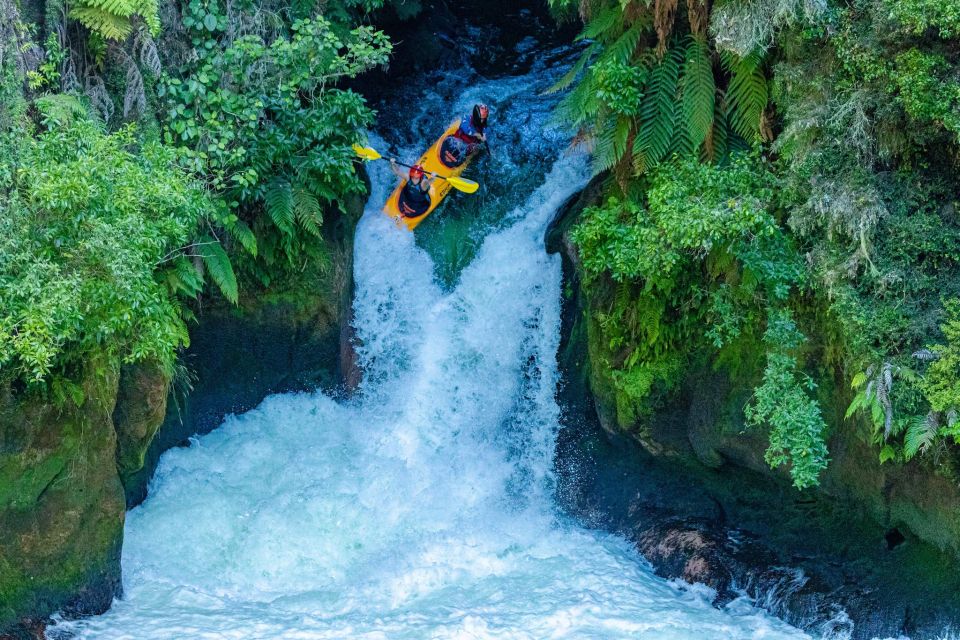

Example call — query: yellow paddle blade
[445,175,480,194]
[352,144,381,161]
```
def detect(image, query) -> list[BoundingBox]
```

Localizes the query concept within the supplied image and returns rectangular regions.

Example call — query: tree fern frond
[199,236,238,304]
[592,114,631,174]
[581,4,622,41]
[721,49,768,141]
[554,73,599,127]
[707,93,730,161]
[265,178,295,236]
[598,24,644,65]
[225,217,258,257]
[681,37,715,152]
[547,42,600,94]
[634,44,682,171]
[293,183,323,238]
[70,6,134,40]
[904,412,939,460]
[167,255,204,298]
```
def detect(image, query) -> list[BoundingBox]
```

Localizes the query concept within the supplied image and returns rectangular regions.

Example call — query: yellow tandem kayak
[383,121,478,231]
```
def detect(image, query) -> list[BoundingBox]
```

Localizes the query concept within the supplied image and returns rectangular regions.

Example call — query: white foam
[49,57,815,640]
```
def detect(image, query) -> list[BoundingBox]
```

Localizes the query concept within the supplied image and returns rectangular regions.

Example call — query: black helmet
[472,103,489,130]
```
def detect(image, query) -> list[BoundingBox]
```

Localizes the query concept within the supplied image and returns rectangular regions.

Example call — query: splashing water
[50,45,815,640]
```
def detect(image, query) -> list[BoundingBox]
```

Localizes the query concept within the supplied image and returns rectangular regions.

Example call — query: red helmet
[409,164,425,180]
[472,103,489,129]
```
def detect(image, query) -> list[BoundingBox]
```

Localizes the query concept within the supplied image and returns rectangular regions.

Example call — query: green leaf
[293,183,323,238]
[634,44,682,172]
[199,235,238,304]
[225,218,258,257]
[681,37,715,152]
[265,178,295,236]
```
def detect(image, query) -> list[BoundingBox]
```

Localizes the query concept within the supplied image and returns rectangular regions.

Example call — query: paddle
[352,144,480,194]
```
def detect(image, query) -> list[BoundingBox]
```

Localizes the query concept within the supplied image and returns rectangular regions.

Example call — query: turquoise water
[49,52,817,640]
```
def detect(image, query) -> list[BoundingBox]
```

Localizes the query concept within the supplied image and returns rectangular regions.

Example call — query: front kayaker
[391,160,436,218]
[440,103,490,168]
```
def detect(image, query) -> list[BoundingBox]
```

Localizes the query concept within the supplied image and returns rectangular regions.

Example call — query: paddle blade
[352,144,381,161]
[445,176,480,194]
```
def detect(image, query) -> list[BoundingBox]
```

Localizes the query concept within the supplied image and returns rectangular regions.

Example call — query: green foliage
[572,154,826,484]
[0,115,215,382]
[554,0,773,177]
[923,300,960,415]
[880,0,960,38]
[70,0,160,40]
[746,309,829,489]
[680,37,715,151]
[159,5,391,276]
[721,49,768,141]
[26,33,66,90]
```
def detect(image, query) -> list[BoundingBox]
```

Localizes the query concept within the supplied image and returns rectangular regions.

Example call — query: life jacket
[439,135,470,168]
[398,179,431,217]
[453,115,484,145]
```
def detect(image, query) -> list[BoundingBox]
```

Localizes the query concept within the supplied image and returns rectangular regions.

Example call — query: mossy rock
[0,363,125,633]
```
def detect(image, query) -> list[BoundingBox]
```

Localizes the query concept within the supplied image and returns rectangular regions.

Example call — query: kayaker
[391,160,436,217]
[440,103,490,168]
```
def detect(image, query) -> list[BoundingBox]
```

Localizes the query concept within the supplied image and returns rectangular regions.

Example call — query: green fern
[593,114,631,173]
[634,44,682,172]
[265,178,295,236]
[199,236,238,304]
[598,24,644,65]
[904,413,939,459]
[166,255,204,298]
[721,49,768,141]
[681,37,716,152]
[293,183,323,238]
[548,42,601,94]
[225,217,258,257]
[580,4,622,40]
[69,0,159,40]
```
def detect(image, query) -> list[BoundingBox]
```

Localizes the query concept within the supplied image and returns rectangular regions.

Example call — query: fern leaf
[199,236,238,304]
[265,178,295,236]
[634,44,682,171]
[721,49,768,141]
[591,114,631,174]
[904,413,939,460]
[547,42,599,94]
[293,183,323,238]
[598,24,643,65]
[681,37,715,152]
[168,255,203,298]
[225,217,258,257]
[554,73,599,127]
[70,6,134,40]
[581,5,621,41]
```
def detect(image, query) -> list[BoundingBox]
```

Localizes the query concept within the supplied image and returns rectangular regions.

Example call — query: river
[48,35,823,640]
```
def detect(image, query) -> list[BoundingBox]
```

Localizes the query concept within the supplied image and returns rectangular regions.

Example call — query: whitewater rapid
[49,47,814,640]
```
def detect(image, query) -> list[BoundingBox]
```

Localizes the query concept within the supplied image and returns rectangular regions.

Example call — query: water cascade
[50,42,815,640]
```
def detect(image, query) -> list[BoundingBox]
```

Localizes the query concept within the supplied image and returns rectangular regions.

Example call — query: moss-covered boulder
[112,362,171,490]
[0,364,124,632]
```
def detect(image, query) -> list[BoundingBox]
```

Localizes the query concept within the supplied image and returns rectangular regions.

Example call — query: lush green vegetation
[0,0,399,395]
[553,0,960,487]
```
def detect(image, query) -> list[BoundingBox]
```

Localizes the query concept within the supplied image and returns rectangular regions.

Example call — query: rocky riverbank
[549,182,960,640]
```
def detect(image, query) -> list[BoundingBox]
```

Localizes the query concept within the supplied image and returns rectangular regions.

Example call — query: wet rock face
[122,191,362,507]
[635,521,735,592]
[548,186,960,639]
[0,366,125,633]
[0,189,362,635]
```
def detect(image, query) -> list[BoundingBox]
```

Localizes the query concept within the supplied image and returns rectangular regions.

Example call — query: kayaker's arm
[389,159,406,180]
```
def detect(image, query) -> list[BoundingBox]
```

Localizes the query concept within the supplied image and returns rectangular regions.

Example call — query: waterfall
[50,42,814,640]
